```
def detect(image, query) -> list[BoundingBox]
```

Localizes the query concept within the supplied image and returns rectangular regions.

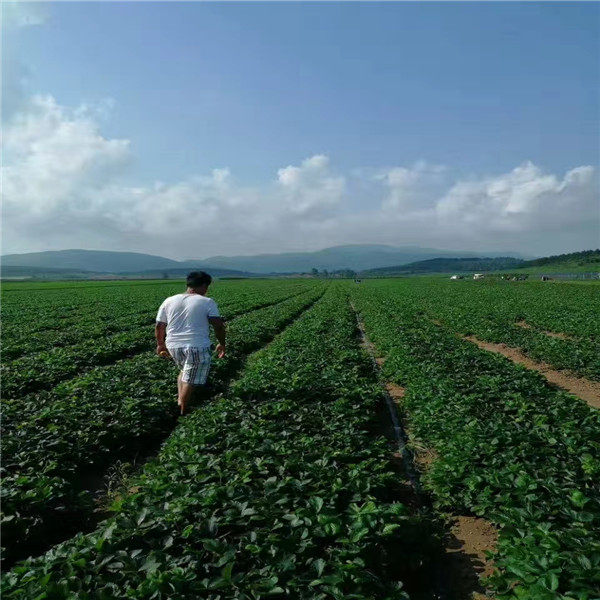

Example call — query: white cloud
[2,2,48,28]
[3,95,130,218]
[436,161,598,232]
[277,154,345,217]
[379,161,448,211]
[2,94,598,259]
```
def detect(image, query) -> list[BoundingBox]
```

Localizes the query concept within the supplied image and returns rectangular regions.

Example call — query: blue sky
[3,1,599,258]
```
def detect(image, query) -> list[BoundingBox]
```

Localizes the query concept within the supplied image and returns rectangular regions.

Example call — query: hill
[515,249,600,273]
[1,246,525,276]
[198,245,524,273]
[1,250,181,272]
[363,256,523,276]
[0,250,255,280]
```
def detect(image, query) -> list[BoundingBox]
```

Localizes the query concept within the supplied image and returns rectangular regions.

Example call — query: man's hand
[209,316,226,358]
[155,322,168,357]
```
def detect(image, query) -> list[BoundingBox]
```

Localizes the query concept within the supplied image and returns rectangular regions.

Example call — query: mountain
[198,245,524,274]
[515,249,600,273]
[0,250,254,279]
[363,256,524,276]
[1,250,181,272]
[1,246,526,278]
[361,250,600,277]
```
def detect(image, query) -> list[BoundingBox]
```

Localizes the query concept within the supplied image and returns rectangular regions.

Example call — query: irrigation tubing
[351,306,422,497]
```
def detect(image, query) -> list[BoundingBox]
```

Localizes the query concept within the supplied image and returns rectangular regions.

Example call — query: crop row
[1,279,310,351]
[351,283,600,599]
[1,280,316,362]
[2,285,441,599]
[432,278,598,339]
[1,286,325,566]
[364,279,600,381]
[1,283,321,399]
[1,281,181,339]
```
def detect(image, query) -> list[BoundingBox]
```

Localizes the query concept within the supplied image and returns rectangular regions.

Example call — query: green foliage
[3,276,598,598]
[1,280,314,391]
[364,256,523,276]
[520,249,600,268]
[351,280,600,599]
[1,280,324,564]
[2,286,438,598]
[362,278,600,380]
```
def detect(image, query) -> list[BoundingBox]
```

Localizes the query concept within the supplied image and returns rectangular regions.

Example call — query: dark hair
[186,271,212,288]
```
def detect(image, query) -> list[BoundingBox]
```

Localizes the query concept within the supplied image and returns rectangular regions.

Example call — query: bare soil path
[515,320,574,340]
[464,335,600,409]
[445,516,499,600]
[352,306,498,600]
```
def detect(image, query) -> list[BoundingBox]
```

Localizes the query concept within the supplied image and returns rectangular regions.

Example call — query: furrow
[0,286,326,567]
[2,283,441,599]
[1,285,319,401]
[352,303,497,600]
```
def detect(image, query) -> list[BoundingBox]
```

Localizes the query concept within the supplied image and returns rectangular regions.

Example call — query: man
[155,271,226,415]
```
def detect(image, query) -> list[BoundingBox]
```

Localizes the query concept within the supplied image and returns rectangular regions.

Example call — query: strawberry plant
[1,281,316,395]
[351,281,600,599]
[2,285,440,599]
[359,278,600,380]
[1,284,325,565]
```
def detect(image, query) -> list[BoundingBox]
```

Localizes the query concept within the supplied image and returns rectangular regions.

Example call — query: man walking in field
[155,271,226,415]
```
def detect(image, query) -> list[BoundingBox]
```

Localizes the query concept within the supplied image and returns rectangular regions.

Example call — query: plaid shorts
[167,346,212,385]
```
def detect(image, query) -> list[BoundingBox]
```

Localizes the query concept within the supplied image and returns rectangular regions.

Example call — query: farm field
[1,277,599,599]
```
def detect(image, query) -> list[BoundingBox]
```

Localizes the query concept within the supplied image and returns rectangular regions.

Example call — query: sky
[2,1,599,260]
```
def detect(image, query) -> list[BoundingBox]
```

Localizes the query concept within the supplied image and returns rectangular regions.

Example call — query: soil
[353,307,497,600]
[385,380,405,400]
[464,336,600,409]
[444,516,499,600]
[413,446,439,471]
[515,320,574,340]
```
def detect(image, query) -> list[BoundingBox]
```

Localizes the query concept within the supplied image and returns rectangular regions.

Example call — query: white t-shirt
[156,293,220,349]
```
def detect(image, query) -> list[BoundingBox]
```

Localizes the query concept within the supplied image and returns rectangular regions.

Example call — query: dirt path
[4,293,327,571]
[445,516,499,600]
[515,320,574,340]
[352,306,498,600]
[464,336,600,409]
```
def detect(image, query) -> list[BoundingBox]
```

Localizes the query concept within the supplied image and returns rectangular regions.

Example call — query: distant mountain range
[361,250,600,276]
[2,247,595,280]
[1,250,183,272]
[193,245,525,273]
[1,245,526,278]
[0,250,253,279]
[364,256,524,276]
[516,249,600,274]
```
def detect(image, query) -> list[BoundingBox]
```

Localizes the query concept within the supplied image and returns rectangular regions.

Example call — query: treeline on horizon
[366,250,600,276]
[521,249,600,267]
[366,256,523,275]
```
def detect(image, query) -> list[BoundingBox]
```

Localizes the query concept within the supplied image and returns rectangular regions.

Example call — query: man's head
[186,271,212,294]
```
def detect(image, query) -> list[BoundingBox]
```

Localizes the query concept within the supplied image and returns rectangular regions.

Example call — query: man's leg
[179,348,211,415]
[178,381,195,415]
[177,371,183,404]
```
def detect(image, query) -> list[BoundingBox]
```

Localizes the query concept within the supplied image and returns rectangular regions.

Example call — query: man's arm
[155,322,168,356]
[209,317,226,358]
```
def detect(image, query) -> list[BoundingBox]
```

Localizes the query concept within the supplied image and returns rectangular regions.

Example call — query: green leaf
[313,558,325,576]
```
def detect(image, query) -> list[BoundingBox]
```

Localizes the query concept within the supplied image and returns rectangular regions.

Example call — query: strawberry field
[1,277,598,599]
